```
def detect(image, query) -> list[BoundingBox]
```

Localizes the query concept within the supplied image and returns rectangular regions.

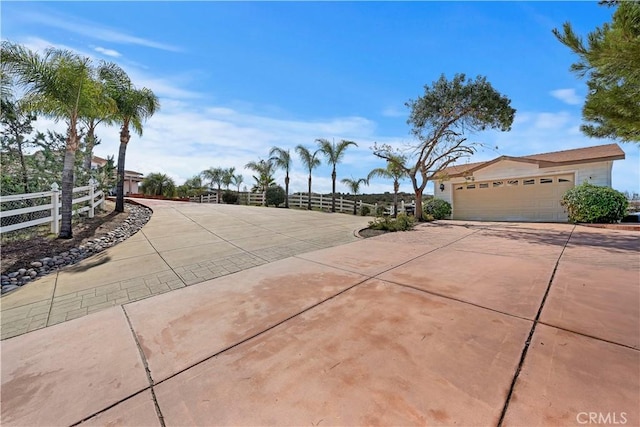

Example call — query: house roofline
[443,143,625,178]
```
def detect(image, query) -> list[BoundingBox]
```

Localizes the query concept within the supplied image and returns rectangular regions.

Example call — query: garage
[435,143,626,223]
[453,174,574,222]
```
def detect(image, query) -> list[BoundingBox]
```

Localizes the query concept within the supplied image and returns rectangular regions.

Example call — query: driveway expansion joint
[497,224,576,427]
[121,305,167,427]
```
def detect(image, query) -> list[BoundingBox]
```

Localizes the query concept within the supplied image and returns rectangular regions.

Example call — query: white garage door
[453,174,574,222]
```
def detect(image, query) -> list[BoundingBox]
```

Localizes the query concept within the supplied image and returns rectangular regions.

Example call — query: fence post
[88,178,97,218]
[319,194,323,211]
[51,182,60,234]
[340,197,344,213]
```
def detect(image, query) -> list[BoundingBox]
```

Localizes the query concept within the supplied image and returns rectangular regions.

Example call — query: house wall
[433,160,615,218]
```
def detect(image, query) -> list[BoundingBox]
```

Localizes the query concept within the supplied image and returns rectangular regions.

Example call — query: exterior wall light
[439,183,445,192]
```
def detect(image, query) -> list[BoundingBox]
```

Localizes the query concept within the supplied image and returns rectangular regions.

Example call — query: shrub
[368,213,415,232]
[265,185,285,207]
[222,190,238,204]
[423,198,452,220]
[360,206,371,216]
[561,182,628,223]
[375,205,386,216]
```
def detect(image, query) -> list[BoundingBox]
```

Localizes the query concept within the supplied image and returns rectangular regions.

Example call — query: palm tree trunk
[331,168,336,212]
[307,175,312,210]
[217,184,221,203]
[115,126,130,213]
[284,174,290,208]
[59,147,76,238]
[353,196,357,215]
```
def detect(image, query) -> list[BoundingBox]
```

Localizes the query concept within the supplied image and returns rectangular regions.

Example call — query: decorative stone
[1,203,152,292]
[2,285,19,293]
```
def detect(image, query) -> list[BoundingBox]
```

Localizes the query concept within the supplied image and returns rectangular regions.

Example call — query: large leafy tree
[295,145,321,210]
[269,146,292,208]
[341,177,369,215]
[99,63,159,213]
[368,154,408,218]
[373,73,515,221]
[1,42,100,238]
[553,1,640,143]
[316,138,358,212]
[0,98,40,194]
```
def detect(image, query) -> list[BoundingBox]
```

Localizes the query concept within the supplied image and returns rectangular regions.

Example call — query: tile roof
[440,144,625,178]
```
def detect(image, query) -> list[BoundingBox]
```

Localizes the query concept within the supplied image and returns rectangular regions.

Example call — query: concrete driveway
[0,200,370,339]
[1,202,638,426]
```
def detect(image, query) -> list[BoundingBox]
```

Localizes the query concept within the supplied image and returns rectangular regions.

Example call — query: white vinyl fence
[0,180,105,235]
[188,191,413,216]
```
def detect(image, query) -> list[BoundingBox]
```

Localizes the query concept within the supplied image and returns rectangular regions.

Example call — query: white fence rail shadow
[188,192,416,216]
[0,180,105,234]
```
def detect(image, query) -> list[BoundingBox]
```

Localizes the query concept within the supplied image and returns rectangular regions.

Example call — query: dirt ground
[1,200,129,274]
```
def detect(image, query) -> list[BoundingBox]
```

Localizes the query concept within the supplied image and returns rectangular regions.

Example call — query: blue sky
[2,1,638,195]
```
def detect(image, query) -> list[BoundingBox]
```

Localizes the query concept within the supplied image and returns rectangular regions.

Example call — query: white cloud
[94,46,121,58]
[381,105,406,118]
[550,88,581,105]
[533,112,572,130]
[21,10,181,52]
[13,37,200,101]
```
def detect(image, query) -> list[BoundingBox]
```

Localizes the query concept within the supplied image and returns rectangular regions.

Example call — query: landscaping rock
[1,203,152,294]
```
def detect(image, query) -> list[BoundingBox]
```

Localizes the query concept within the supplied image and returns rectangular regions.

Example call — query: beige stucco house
[434,143,625,222]
[91,156,144,195]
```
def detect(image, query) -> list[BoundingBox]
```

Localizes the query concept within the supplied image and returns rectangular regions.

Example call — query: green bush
[360,206,371,216]
[423,198,452,220]
[368,213,415,232]
[561,182,628,223]
[265,185,285,207]
[375,205,386,216]
[222,190,238,204]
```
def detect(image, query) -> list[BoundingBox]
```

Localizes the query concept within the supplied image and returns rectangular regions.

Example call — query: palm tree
[316,138,358,212]
[245,159,275,205]
[176,175,204,198]
[201,167,224,202]
[1,42,99,238]
[295,145,321,210]
[232,173,244,203]
[80,69,116,174]
[269,146,292,208]
[141,172,175,197]
[98,63,159,213]
[98,64,158,207]
[341,177,369,215]
[222,167,236,190]
[367,154,408,218]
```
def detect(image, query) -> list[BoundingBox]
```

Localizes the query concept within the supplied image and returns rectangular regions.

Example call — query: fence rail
[189,191,415,216]
[0,180,105,235]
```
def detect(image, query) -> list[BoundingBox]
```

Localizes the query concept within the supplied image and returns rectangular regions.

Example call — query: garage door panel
[453,175,573,222]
